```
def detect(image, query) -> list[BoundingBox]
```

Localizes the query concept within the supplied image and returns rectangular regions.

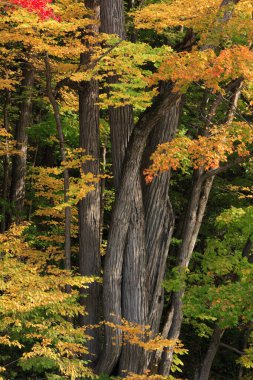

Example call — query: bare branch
[220,342,245,356]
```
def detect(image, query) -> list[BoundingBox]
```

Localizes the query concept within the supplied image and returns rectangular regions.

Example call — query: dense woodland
[0,0,253,379]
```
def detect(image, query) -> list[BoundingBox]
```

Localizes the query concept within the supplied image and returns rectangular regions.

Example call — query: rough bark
[119,175,148,374]
[95,89,181,374]
[78,0,101,362]
[143,94,181,333]
[100,0,134,191]
[118,94,181,375]
[10,62,34,224]
[78,79,101,360]
[198,326,225,380]
[100,0,142,374]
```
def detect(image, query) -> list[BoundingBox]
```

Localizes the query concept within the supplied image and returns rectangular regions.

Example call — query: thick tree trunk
[99,1,182,374]
[198,326,225,380]
[143,92,181,333]
[118,90,181,376]
[119,175,148,375]
[96,88,181,374]
[100,0,140,374]
[78,0,101,362]
[10,62,34,224]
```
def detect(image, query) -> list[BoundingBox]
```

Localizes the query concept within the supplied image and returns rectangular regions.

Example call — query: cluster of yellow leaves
[103,318,187,357]
[0,0,93,58]
[0,224,97,379]
[0,128,19,156]
[144,122,253,183]
[125,371,180,380]
[0,0,104,92]
[33,148,98,207]
[239,333,253,369]
[133,0,253,43]
[31,148,99,257]
[133,0,221,34]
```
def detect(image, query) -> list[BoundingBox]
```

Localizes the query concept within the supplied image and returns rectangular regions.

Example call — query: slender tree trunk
[78,79,101,360]
[100,142,106,245]
[159,73,243,375]
[44,53,72,274]
[78,0,101,362]
[198,326,225,380]
[1,91,10,232]
[10,62,34,224]
[100,0,134,192]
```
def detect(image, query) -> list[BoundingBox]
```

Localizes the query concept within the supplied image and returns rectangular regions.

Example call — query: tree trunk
[159,69,243,376]
[1,90,10,232]
[198,326,225,380]
[10,62,34,224]
[78,0,101,362]
[96,89,181,374]
[78,79,101,360]
[143,91,181,334]
[119,174,148,375]
[44,53,72,275]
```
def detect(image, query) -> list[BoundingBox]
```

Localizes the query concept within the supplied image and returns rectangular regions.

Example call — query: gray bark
[198,326,225,380]
[10,62,34,224]
[78,0,101,362]
[143,94,181,334]
[95,89,181,374]
[119,175,148,374]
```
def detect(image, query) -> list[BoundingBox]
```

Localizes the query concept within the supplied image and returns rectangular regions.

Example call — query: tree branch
[201,156,248,181]
[220,342,245,356]
[54,40,123,96]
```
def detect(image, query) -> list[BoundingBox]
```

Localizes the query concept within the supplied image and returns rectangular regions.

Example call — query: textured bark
[227,80,243,123]
[100,0,125,39]
[10,62,34,224]
[78,79,101,360]
[95,89,181,374]
[77,1,101,362]
[198,326,225,380]
[100,0,141,374]
[143,95,181,333]
[119,86,181,374]
[108,106,134,191]
[100,0,134,191]
[119,175,148,375]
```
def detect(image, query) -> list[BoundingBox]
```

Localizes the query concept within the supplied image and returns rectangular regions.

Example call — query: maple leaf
[5,0,59,20]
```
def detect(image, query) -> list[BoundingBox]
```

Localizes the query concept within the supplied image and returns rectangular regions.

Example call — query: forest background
[0,0,253,379]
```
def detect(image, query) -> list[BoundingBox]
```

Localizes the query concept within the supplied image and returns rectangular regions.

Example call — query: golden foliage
[144,122,253,182]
